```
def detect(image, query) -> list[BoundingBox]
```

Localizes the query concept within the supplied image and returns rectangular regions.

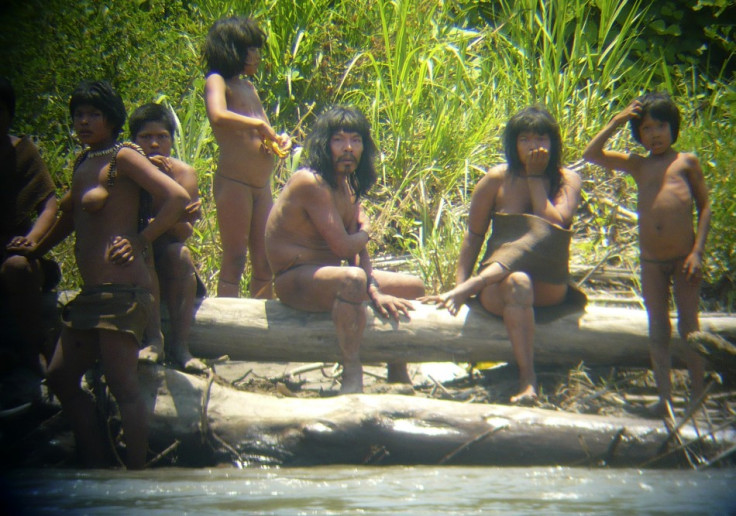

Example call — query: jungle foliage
[1,0,734,306]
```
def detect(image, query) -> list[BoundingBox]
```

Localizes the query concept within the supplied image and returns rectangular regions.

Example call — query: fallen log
[141,364,736,468]
[185,298,736,368]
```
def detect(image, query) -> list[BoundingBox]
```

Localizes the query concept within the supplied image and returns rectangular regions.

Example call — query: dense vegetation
[1,0,734,308]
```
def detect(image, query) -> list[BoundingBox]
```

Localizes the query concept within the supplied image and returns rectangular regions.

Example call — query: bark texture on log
[141,364,735,468]
[186,298,736,367]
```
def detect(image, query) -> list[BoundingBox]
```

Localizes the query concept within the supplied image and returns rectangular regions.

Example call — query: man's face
[134,121,172,157]
[330,130,363,175]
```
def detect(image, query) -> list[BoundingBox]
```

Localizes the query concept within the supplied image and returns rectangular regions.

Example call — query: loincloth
[214,172,268,189]
[61,284,153,347]
[479,213,572,284]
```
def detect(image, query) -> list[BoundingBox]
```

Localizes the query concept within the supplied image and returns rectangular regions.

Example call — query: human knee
[338,268,367,300]
[164,244,194,277]
[221,250,247,274]
[0,255,34,290]
[502,272,533,305]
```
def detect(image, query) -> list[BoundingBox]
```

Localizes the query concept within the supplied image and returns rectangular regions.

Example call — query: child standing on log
[583,92,711,415]
[203,16,290,298]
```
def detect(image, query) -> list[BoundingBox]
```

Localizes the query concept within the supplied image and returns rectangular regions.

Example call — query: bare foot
[386,363,412,384]
[172,351,209,374]
[138,342,163,364]
[510,385,538,405]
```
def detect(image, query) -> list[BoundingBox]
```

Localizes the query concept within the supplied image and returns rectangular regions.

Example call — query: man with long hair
[265,106,424,393]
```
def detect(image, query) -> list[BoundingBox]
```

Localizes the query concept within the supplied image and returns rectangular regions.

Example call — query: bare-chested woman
[203,16,290,298]
[35,81,189,469]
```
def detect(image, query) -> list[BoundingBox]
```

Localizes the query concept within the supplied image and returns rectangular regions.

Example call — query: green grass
[2,0,734,304]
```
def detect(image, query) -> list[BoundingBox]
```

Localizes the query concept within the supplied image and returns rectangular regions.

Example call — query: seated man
[265,106,424,393]
[129,102,208,373]
[0,76,59,378]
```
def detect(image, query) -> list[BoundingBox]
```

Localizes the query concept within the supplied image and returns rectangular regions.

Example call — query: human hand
[370,292,415,322]
[614,100,642,125]
[5,236,37,256]
[419,286,472,317]
[107,235,146,266]
[524,147,550,177]
[148,155,172,174]
[184,199,202,223]
[683,252,703,282]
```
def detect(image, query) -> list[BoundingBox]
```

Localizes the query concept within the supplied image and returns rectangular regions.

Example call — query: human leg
[139,258,163,364]
[479,272,537,403]
[98,329,148,469]
[372,270,425,384]
[641,261,674,410]
[0,255,47,372]
[275,264,368,393]
[214,174,252,297]
[159,243,206,372]
[247,184,274,299]
[673,263,705,403]
[45,328,111,467]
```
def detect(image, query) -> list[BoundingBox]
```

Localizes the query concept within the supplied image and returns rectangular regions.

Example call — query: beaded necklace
[85,145,118,159]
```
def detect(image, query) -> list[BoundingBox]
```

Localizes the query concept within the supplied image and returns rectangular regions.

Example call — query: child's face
[242,47,261,76]
[330,130,363,175]
[73,104,114,147]
[516,131,550,166]
[638,113,672,155]
[134,121,172,157]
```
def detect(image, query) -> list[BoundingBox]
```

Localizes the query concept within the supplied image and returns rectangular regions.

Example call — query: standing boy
[583,92,711,414]
[129,102,208,373]
[203,16,289,298]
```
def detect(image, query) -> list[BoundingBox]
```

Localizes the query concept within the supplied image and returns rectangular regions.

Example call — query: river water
[3,466,736,515]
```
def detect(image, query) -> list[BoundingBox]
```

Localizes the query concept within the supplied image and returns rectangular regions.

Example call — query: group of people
[0,15,710,470]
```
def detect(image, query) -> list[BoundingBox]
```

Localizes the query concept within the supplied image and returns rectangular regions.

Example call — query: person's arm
[527,166,582,227]
[582,100,642,173]
[5,193,58,254]
[170,160,200,242]
[204,73,279,143]
[456,171,497,284]
[26,192,74,258]
[683,154,712,281]
[107,148,189,264]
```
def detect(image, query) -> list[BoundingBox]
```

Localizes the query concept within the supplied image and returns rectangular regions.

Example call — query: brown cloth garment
[479,212,586,321]
[480,212,572,284]
[61,284,154,348]
[0,135,56,246]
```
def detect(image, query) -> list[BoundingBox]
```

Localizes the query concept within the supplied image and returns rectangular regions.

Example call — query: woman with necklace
[34,80,190,469]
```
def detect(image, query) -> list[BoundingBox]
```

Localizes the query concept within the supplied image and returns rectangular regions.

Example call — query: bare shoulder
[477,164,507,188]
[560,166,582,189]
[204,72,226,90]
[115,145,148,168]
[679,151,701,168]
[169,157,196,178]
[289,168,328,189]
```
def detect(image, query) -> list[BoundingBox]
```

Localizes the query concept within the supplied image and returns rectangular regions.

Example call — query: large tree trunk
[186,298,736,368]
[141,364,735,468]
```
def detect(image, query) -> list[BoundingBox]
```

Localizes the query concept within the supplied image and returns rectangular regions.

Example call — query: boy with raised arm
[583,92,711,414]
[203,16,289,298]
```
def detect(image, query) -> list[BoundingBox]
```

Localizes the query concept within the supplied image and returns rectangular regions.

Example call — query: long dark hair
[203,16,266,79]
[503,105,563,199]
[69,80,126,138]
[305,106,377,199]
